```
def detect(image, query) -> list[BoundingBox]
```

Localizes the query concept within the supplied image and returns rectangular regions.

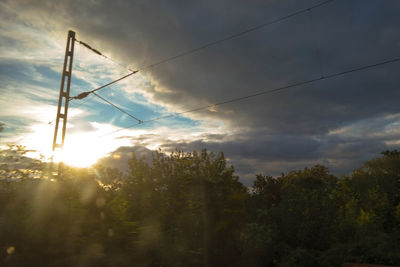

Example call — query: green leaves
[120,149,247,265]
[1,149,400,266]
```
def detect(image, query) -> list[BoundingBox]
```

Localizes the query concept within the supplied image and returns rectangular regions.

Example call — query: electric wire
[75,38,136,72]
[136,0,334,71]
[48,96,94,125]
[69,71,138,100]
[49,38,124,124]
[92,92,143,123]
[307,8,324,78]
[70,0,335,100]
[100,56,400,137]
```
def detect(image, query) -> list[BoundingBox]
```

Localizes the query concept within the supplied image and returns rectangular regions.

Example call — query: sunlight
[53,134,104,167]
[24,130,104,167]
[22,122,136,168]
[50,130,125,167]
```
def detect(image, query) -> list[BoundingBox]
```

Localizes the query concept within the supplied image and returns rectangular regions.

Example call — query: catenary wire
[49,72,134,125]
[48,96,94,125]
[49,39,131,124]
[99,56,400,137]
[136,0,334,71]
[70,0,335,100]
[92,92,143,123]
[50,0,335,125]
[70,71,138,100]
[75,38,136,72]
[307,9,324,78]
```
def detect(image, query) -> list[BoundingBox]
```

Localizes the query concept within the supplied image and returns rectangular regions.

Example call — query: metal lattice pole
[52,30,75,173]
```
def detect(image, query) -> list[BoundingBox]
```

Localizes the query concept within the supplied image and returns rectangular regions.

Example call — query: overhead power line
[100,56,400,137]
[69,71,138,100]
[137,0,334,71]
[92,92,143,123]
[70,0,335,100]
[51,39,139,125]
[50,91,142,125]
[76,39,136,72]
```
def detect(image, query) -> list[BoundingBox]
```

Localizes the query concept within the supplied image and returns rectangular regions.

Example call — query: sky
[0,0,399,185]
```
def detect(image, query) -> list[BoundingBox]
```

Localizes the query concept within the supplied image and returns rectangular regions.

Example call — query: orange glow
[23,123,130,168]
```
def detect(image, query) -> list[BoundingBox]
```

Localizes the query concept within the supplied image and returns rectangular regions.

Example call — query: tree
[2,145,400,266]
[333,151,400,265]
[0,145,45,180]
[243,165,340,266]
[120,149,248,266]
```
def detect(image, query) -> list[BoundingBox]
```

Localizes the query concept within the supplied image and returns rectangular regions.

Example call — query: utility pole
[52,30,75,167]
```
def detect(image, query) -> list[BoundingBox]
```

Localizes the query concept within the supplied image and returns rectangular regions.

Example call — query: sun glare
[23,123,132,168]
[53,134,104,167]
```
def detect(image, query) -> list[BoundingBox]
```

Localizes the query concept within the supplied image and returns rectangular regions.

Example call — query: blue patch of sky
[0,60,61,101]
[147,115,200,129]
[33,66,62,95]
[12,45,203,131]
[0,116,33,139]
[0,60,38,87]
[0,58,201,134]
[75,80,200,129]
[69,75,96,96]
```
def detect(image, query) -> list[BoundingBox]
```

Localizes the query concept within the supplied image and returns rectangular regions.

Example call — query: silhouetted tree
[1,148,400,266]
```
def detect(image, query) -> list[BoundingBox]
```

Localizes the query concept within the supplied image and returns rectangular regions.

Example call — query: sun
[23,123,112,168]
[21,121,141,168]
[53,134,105,167]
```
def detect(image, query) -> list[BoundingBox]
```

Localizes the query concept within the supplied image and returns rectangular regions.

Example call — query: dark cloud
[4,1,399,133]
[97,112,400,183]
[96,145,153,172]
[2,0,400,179]
[160,132,321,162]
[158,120,400,178]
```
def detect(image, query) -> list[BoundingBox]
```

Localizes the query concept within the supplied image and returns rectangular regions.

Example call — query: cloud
[1,0,400,179]
[97,145,153,172]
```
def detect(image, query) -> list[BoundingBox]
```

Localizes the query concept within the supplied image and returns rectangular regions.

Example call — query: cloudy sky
[1,0,399,185]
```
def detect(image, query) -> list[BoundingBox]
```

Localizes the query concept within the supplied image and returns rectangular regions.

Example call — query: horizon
[1,0,400,185]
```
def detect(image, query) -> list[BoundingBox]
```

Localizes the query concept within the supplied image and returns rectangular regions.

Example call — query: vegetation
[0,146,399,266]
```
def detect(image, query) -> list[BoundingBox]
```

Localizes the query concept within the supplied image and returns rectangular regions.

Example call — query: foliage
[0,147,399,266]
[0,145,46,180]
[242,158,400,266]
[121,150,247,266]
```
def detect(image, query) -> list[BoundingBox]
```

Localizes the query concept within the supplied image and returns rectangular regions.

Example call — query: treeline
[0,148,399,266]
